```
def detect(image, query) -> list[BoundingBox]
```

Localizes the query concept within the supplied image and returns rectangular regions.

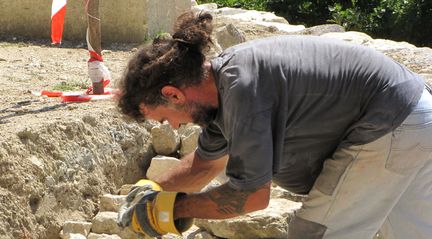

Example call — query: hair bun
[172,11,213,51]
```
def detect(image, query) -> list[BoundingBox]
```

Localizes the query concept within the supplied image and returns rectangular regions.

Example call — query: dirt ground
[0,40,138,133]
[0,39,152,238]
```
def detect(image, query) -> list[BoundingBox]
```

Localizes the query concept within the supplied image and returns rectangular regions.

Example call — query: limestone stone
[217,8,288,23]
[320,31,432,76]
[250,21,306,33]
[195,199,302,239]
[299,24,345,36]
[62,233,87,239]
[118,227,150,239]
[61,221,92,238]
[215,23,246,50]
[321,31,373,45]
[192,3,218,12]
[271,185,306,202]
[178,125,201,157]
[369,39,416,51]
[91,212,121,235]
[141,119,161,132]
[211,7,305,33]
[88,233,122,239]
[160,225,214,239]
[151,123,180,155]
[146,155,181,180]
[187,230,217,239]
[99,194,126,212]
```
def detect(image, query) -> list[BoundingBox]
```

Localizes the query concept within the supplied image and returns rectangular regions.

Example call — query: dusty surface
[0,40,153,238]
[0,41,135,132]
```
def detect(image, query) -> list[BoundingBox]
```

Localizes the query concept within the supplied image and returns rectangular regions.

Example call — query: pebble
[45,176,56,187]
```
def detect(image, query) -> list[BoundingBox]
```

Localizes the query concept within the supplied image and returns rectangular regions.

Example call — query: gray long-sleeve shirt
[196,35,424,194]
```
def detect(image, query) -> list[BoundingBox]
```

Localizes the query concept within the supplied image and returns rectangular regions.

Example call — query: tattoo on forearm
[206,184,259,215]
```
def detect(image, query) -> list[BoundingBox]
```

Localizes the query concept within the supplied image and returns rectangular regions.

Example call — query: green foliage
[266,0,337,26]
[328,0,384,32]
[197,0,431,47]
[52,80,88,91]
[327,0,432,47]
[197,0,266,11]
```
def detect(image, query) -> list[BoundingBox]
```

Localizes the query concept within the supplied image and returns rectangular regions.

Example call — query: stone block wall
[0,0,191,43]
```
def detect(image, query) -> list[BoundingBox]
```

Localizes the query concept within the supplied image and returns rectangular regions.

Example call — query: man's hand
[117,180,193,237]
[88,60,111,83]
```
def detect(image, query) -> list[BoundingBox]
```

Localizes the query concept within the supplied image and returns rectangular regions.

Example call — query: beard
[187,102,218,128]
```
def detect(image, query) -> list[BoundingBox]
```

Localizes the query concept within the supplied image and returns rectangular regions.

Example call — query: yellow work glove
[117,179,193,237]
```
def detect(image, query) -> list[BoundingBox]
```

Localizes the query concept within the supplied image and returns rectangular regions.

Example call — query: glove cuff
[154,192,194,235]
[134,179,163,191]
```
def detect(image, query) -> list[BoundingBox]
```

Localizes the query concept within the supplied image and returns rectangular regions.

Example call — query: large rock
[210,7,305,33]
[91,212,121,235]
[99,194,126,212]
[215,23,246,50]
[299,24,345,36]
[178,124,202,157]
[60,221,92,238]
[321,31,373,45]
[146,155,228,190]
[192,3,218,12]
[91,211,147,239]
[193,3,307,56]
[146,155,180,180]
[215,7,289,24]
[181,230,217,239]
[88,233,122,239]
[195,199,302,239]
[151,123,180,155]
[320,31,432,76]
[62,234,87,239]
[271,185,307,202]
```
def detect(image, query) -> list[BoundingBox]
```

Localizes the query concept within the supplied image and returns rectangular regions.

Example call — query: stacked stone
[150,122,201,157]
[60,193,142,239]
[59,158,303,239]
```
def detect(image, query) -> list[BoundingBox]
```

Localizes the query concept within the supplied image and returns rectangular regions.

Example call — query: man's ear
[161,86,186,104]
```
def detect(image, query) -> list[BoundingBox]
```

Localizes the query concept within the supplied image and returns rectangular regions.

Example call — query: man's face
[142,101,217,129]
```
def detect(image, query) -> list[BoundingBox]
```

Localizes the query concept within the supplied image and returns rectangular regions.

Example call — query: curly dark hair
[117,11,214,121]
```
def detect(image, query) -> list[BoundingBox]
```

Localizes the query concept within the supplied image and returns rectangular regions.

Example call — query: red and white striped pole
[85,0,111,95]
[51,0,67,44]
[85,0,103,62]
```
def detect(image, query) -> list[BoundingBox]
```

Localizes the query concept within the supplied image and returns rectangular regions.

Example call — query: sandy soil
[0,40,152,238]
[0,40,138,136]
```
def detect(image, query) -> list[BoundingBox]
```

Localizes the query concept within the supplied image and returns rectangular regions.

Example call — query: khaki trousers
[288,89,432,239]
